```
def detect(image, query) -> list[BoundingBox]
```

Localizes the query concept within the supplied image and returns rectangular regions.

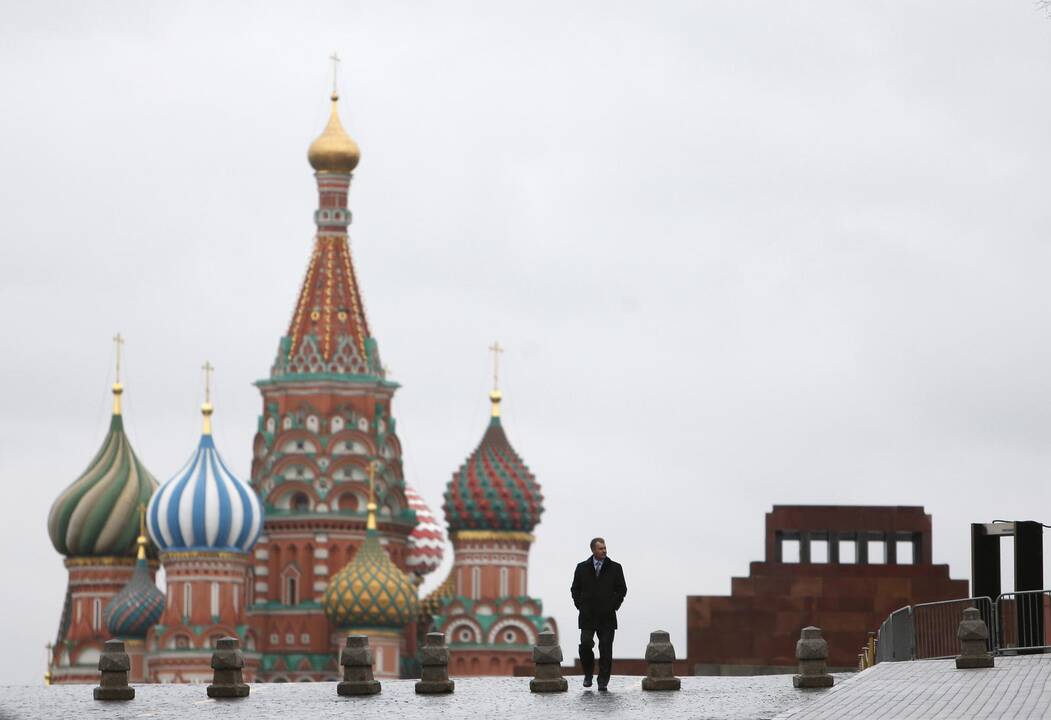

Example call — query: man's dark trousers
[570,555,627,685]
[579,627,615,682]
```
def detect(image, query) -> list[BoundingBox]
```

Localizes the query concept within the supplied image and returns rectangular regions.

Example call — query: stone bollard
[956,607,994,669]
[529,630,568,693]
[641,630,681,691]
[793,626,834,688]
[93,639,134,701]
[337,635,381,696]
[207,636,250,698]
[416,632,454,694]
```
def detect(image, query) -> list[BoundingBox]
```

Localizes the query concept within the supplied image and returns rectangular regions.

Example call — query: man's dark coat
[571,556,627,630]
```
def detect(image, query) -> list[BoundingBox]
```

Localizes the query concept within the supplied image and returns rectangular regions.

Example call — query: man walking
[570,537,627,691]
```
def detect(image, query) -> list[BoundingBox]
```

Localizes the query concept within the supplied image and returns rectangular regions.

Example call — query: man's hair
[590,537,606,550]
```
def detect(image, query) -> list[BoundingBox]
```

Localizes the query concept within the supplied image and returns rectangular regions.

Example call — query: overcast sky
[2,0,1051,686]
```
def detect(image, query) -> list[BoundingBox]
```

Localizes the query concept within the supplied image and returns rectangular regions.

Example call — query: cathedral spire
[267,73,387,382]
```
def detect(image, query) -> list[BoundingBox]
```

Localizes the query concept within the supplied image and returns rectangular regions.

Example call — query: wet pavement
[775,654,1051,720]
[0,674,843,720]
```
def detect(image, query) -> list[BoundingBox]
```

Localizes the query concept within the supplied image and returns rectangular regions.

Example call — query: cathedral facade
[46,83,555,683]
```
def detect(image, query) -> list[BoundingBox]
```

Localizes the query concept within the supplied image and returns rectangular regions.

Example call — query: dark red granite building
[687,506,968,673]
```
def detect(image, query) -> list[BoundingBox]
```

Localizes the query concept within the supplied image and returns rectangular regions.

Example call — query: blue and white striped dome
[147,405,263,553]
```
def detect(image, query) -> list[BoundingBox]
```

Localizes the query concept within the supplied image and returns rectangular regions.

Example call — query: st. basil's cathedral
[45,81,555,683]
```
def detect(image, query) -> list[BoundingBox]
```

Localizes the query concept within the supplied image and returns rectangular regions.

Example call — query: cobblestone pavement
[0,674,840,720]
[775,654,1051,720]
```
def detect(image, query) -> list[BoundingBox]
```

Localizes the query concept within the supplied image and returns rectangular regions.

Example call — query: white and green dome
[47,383,158,557]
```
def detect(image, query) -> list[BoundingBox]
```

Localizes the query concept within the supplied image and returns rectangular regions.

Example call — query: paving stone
[774,655,1051,720]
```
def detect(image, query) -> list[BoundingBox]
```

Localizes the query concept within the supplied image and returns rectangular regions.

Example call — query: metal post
[971,523,1001,631]
[1015,521,1043,652]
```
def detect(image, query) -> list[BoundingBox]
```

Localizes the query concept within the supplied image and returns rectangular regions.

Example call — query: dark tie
[595,561,601,577]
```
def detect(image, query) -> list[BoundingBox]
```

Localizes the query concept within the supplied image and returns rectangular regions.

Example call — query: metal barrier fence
[996,590,1051,653]
[913,597,995,660]
[875,605,914,663]
[874,597,994,663]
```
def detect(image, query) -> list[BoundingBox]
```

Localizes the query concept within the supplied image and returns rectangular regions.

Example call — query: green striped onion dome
[47,391,158,557]
[323,529,418,629]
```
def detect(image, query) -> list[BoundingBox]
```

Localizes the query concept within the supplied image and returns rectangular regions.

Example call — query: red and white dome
[405,484,445,576]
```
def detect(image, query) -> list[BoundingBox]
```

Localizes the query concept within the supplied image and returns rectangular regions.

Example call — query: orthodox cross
[201,361,214,404]
[113,332,124,383]
[329,51,341,95]
[488,340,503,391]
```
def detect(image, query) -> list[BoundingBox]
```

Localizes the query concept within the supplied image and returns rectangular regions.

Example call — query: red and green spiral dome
[442,391,543,532]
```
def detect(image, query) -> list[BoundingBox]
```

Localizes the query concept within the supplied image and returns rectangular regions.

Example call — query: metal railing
[869,591,1051,666]
[996,589,1051,653]
[913,597,995,659]
[875,605,914,663]
[873,596,995,663]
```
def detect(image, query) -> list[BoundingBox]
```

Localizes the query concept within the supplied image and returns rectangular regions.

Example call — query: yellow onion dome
[323,527,418,629]
[307,94,360,173]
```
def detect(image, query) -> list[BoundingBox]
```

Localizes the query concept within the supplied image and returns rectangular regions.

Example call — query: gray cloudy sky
[2,0,1051,686]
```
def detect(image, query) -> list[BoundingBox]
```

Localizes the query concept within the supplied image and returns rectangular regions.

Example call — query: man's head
[590,537,607,560]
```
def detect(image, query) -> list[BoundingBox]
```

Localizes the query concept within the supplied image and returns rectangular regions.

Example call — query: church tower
[427,347,557,675]
[145,367,265,682]
[247,74,418,681]
[46,338,159,683]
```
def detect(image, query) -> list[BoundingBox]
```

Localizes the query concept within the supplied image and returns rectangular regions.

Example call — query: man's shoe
[582,676,593,688]
[597,680,609,691]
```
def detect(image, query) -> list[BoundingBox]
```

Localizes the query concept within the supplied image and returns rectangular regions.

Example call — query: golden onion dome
[322,486,418,628]
[307,93,360,174]
[323,532,418,629]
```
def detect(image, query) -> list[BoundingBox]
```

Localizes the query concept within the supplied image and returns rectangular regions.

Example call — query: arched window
[499,567,509,597]
[471,567,481,600]
[519,571,526,596]
[92,599,102,632]
[183,583,192,619]
[292,493,310,512]
[282,566,301,606]
[375,646,384,673]
[210,582,220,618]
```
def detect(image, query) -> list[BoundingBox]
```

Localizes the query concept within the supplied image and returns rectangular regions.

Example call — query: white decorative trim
[444,618,484,644]
[255,566,269,576]
[487,617,537,646]
[255,582,269,593]
[314,564,328,575]
[255,549,269,560]
[314,548,329,559]
[313,580,328,592]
